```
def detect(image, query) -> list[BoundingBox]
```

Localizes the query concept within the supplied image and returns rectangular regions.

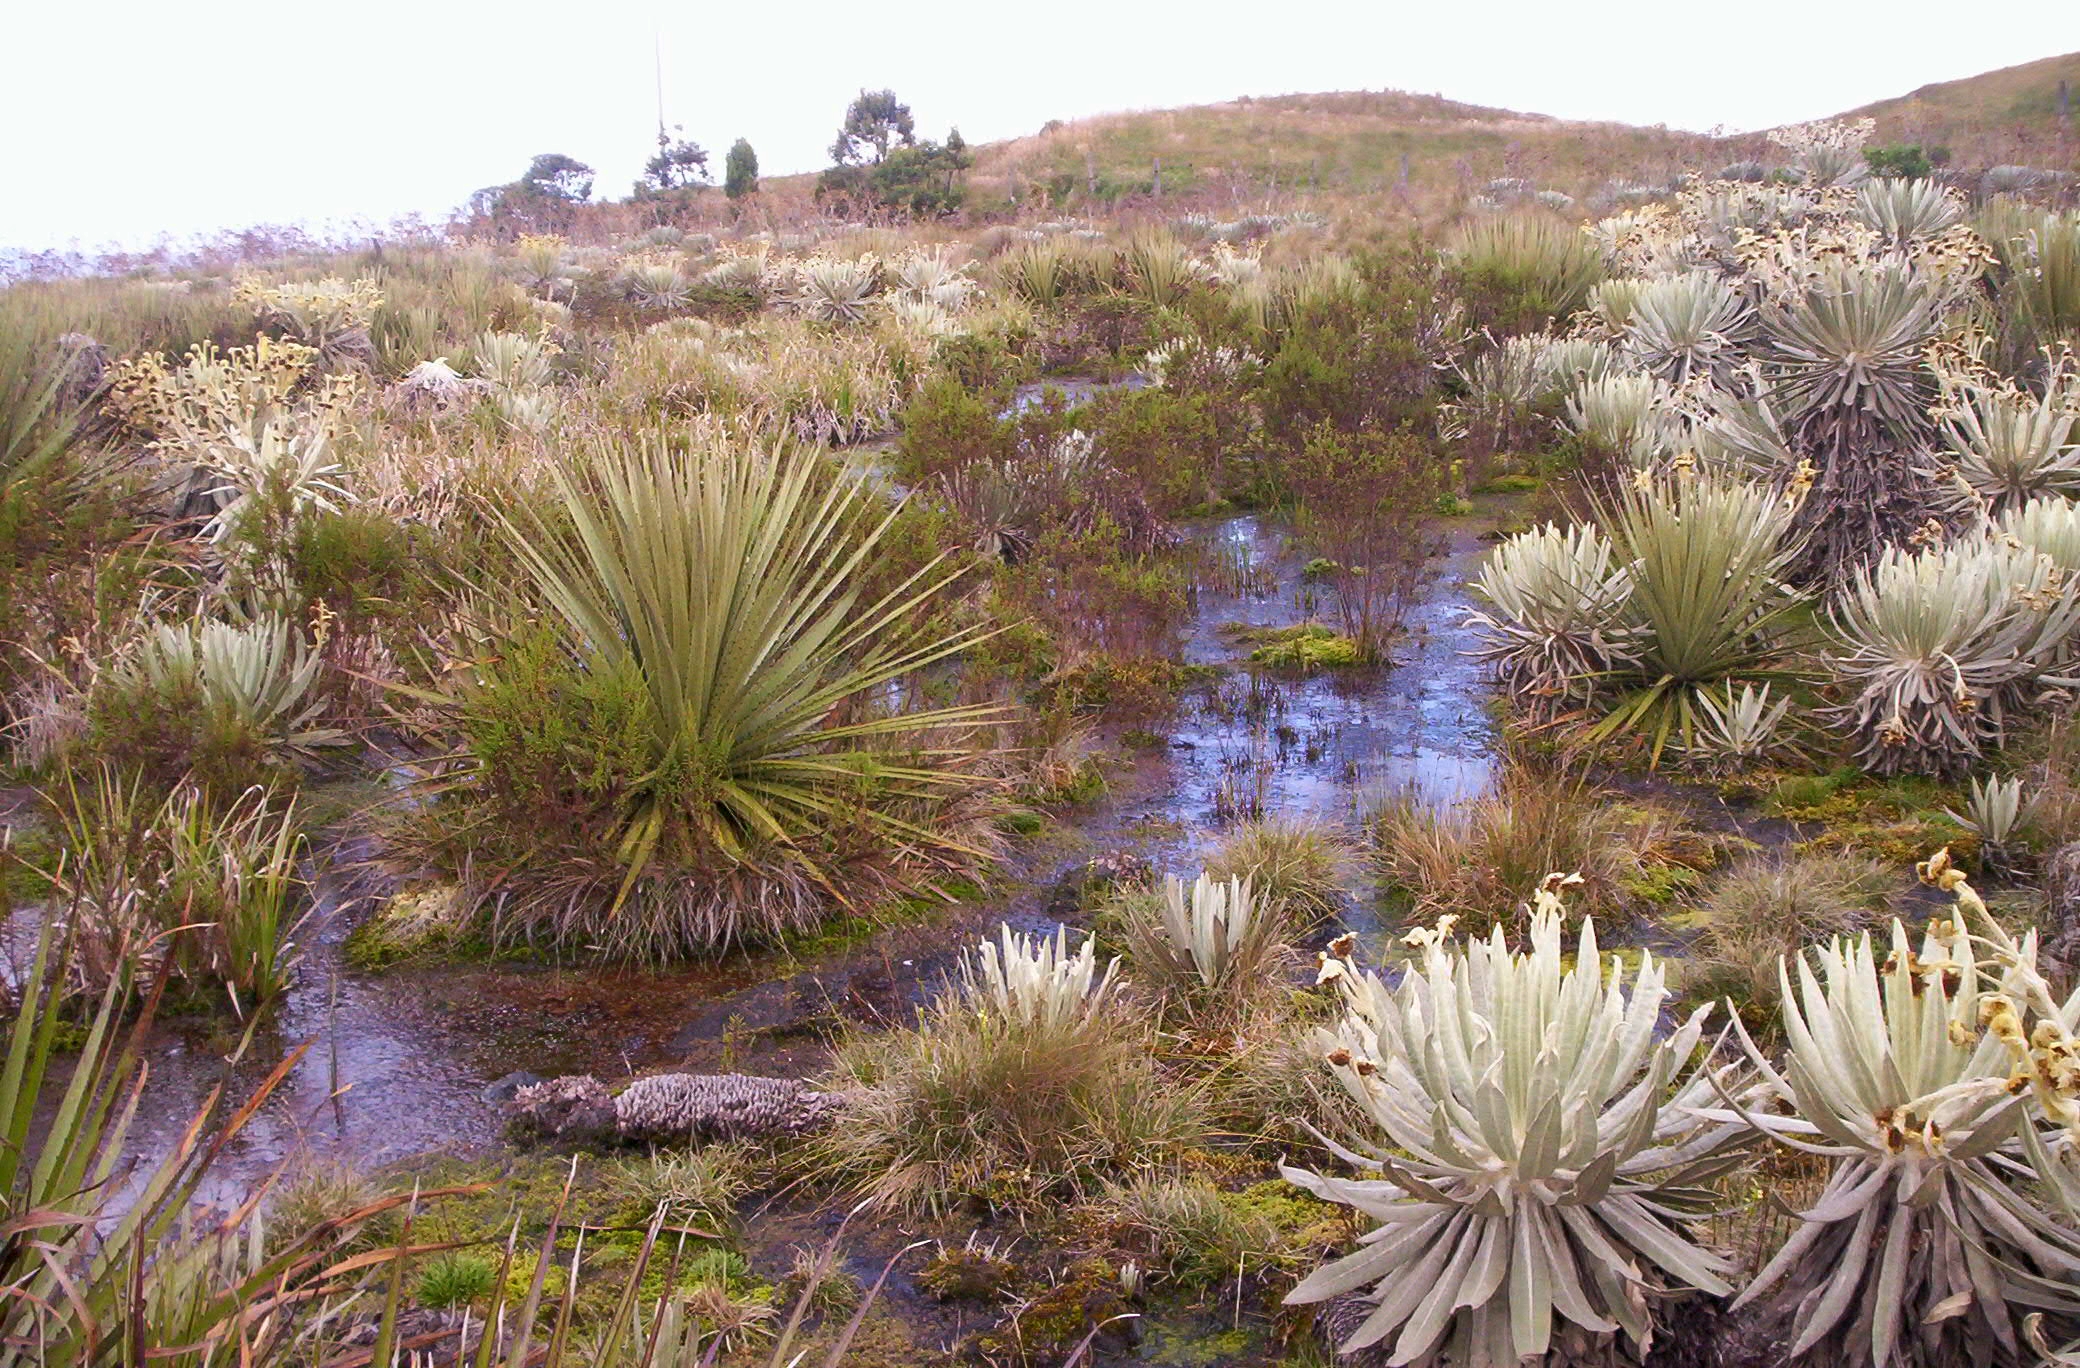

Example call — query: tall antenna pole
[654,29,667,154]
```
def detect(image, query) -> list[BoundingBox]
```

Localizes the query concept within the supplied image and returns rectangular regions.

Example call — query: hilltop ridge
[760,53,2075,215]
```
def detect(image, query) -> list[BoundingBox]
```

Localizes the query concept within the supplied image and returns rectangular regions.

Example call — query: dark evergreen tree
[725,138,760,201]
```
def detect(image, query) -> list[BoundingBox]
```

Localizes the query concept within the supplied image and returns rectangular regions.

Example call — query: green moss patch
[1233,624,1364,670]
[1766,767,1975,868]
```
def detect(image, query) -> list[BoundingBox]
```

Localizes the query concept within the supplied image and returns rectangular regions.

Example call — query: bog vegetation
[5,71,2080,1368]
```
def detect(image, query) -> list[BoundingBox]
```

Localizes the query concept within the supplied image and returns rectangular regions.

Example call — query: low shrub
[287,505,421,627]
[1000,518,1192,673]
[1082,386,1222,515]
[0,458,143,721]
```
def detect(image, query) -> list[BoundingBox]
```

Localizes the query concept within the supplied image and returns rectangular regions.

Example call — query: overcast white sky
[5,2,2074,253]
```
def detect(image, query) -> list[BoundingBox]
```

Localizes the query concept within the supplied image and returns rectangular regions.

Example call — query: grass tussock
[1209,1006,1372,1154]
[601,1143,757,1229]
[1203,816,1350,924]
[1100,1175,1288,1291]
[264,1156,397,1256]
[815,925,1208,1212]
[1676,851,1894,1034]
[1369,768,1671,931]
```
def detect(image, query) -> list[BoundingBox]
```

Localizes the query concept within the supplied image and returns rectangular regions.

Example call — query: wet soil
[39,498,1522,1361]
[1005,374,1151,414]
[106,501,1513,1205]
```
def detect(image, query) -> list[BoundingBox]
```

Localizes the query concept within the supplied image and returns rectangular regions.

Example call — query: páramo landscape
[7,32,2080,1368]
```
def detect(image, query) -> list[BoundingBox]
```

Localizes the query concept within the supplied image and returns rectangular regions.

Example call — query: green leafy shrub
[895,374,1016,484]
[1288,423,1446,654]
[1083,385,1220,515]
[1863,144,1933,180]
[289,505,421,626]
[0,454,138,717]
[1256,251,1452,453]
[999,515,1192,678]
[931,326,1034,391]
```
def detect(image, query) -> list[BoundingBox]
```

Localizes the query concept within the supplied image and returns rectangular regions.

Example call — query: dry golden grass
[1843,49,2080,165]
[442,59,2073,251]
[959,90,1762,220]
[724,88,1771,233]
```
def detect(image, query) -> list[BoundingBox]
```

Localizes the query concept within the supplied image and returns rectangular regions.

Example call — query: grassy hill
[961,90,1754,213]
[1841,50,2080,162]
[754,54,2075,223]
[757,90,1760,218]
